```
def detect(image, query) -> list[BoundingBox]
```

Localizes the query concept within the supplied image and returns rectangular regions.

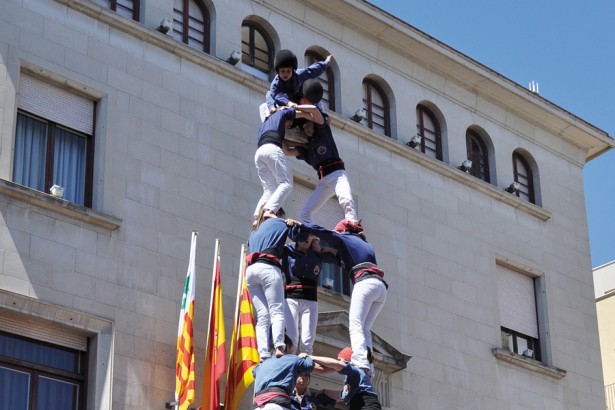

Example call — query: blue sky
[368,0,615,268]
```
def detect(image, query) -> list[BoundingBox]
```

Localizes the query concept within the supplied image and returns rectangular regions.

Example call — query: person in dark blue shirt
[295,119,358,224]
[290,370,337,410]
[282,232,337,355]
[309,347,382,410]
[263,49,331,117]
[299,220,387,373]
[289,80,357,224]
[247,208,302,359]
[253,336,315,410]
[253,105,323,225]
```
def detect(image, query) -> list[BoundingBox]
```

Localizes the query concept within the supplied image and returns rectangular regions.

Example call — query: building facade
[0,0,612,409]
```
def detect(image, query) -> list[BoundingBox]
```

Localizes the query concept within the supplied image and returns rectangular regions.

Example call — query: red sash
[247,252,281,266]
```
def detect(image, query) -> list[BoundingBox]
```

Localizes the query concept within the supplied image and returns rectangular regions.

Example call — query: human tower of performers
[246,49,388,410]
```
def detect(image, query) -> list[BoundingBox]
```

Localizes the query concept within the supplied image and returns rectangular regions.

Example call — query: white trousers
[348,277,387,370]
[246,263,286,359]
[254,143,292,218]
[298,169,357,224]
[255,404,286,410]
[284,298,318,355]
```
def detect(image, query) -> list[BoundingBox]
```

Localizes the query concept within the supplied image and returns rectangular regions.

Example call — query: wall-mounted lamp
[49,184,64,198]
[504,181,520,194]
[404,134,421,149]
[165,401,178,409]
[350,108,366,123]
[457,159,473,173]
[522,349,534,358]
[156,19,172,34]
[225,50,242,66]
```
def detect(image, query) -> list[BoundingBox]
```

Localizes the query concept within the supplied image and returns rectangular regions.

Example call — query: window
[172,0,210,53]
[362,78,390,137]
[96,0,140,21]
[286,182,350,296]
[0,331,87,410]
[496,264,541,361]
[512,151,535,204]
[241,21,274,76]
[466,129,490,182]
[416,104,442,160]
[14,75,95,207]
[304,50,335,111]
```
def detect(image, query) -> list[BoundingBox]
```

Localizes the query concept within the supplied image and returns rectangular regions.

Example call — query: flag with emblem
[175,231,198,410]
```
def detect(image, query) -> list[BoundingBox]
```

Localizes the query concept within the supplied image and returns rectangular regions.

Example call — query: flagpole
[232,244,247,331]
[205,238,221,349]
[171,230,198,410]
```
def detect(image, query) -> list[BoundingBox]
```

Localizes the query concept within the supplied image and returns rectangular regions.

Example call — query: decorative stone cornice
[314,310,411,374]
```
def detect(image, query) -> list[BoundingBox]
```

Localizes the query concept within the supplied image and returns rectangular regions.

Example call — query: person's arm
[296,55,332,81]
[295,105,324,125]
[314,388,341,402]
[300,222,341,248]
[320,246,337,256]
[309,355,345,372]
[282,140,305,156]
[267,75,289,110]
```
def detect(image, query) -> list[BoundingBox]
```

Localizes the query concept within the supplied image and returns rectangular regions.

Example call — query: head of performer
[274,49,298,81]
[338,346,353,362]
[334,219,365,239]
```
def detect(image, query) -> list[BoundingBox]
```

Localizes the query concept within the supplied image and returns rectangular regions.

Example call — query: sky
[368,0,615,269]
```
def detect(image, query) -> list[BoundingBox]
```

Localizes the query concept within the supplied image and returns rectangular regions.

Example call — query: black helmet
[302,79,323,104]
[274,49,298,72]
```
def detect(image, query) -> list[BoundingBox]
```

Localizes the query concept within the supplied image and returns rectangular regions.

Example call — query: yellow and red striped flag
[202,239,226,410]
[223,245,260,410]
[175,231,198,410]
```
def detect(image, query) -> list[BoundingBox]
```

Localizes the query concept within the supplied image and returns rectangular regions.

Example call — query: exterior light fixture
[504,182,520,194]
[225,50,242,66]
[406,134,422,148]
[350,108,366,123]
[49,184,64,198]
[156,19,172,34]
[458,159,473,173]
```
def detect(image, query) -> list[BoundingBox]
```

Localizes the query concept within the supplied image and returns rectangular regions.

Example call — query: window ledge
[0,179,122,231]
[492,348,566,379]
[317,286,352,306]
[334,117,552,222]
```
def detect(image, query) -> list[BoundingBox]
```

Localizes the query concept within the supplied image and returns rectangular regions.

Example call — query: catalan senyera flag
[175,231,198,410]
[223,245,260,410]
[202,239,226,410]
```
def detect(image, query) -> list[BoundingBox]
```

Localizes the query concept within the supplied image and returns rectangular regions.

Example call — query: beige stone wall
[597,294,615,387]
[0,0,609,409]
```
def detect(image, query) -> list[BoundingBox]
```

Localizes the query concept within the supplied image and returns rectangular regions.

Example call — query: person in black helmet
[261,49,332,121]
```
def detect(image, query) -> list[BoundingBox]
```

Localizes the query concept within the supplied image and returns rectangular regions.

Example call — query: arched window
[416,104,442,160]
[172,0,210,53]
[466,129,490,182]
[304,50,335,111]
[241,21,274,75]
[98,0,140,21]
[362,79,390,137]
[512,151,535,204]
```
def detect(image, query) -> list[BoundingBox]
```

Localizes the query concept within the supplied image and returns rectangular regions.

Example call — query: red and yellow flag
[175,231,198,410]
[224,245,260,410]
[202,240,226,410]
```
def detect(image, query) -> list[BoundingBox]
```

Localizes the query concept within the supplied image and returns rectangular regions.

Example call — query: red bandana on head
[338,346,353,362]
[334,219,363,234]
